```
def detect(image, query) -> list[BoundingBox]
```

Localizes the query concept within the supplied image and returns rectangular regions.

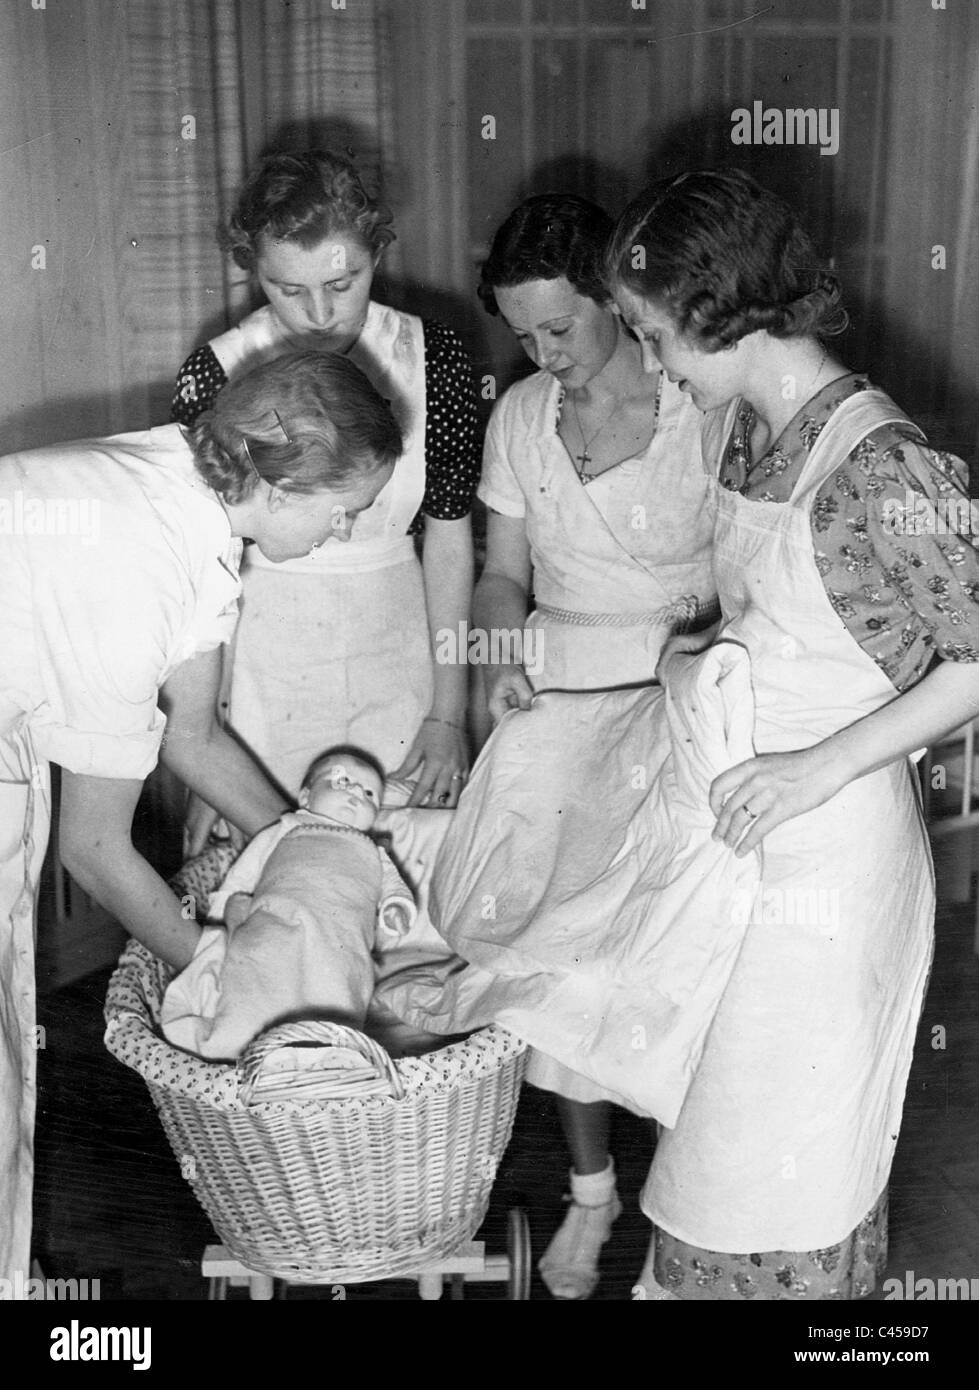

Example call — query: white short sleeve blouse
[0,424,241,781]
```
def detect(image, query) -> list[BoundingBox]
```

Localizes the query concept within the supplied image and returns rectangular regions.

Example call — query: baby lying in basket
[161,748,446,1060]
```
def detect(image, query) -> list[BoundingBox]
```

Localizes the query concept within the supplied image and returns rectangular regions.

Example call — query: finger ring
[743,803,758,820]
[450,773,465,782]
[438,792,450,805]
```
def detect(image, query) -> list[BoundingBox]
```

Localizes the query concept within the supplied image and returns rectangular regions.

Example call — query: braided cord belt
[535,594,720,631]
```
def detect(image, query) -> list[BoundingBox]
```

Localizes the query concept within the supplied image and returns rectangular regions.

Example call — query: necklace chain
[743,347,831,473]
[563,373,663,483]
[570,394,619,474]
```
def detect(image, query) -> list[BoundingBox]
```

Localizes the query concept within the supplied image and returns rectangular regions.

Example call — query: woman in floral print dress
[605,169,979,1300]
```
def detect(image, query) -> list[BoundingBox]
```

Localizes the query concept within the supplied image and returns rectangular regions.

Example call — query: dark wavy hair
[221,149,396,270]
[606,169,848,350]
[188,351,402,504]
[477,194,614,316]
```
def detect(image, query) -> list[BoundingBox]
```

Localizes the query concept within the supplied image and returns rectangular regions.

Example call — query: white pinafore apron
[523,375,715,691]
[518,379,716,1103]
[0,709,50,1284]
[646,390,936,1253]
[214,303,432,792]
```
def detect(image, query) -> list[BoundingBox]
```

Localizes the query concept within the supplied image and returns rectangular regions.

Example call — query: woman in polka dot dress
[172,150,479,841]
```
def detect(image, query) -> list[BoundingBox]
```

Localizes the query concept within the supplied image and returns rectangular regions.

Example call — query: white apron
[477,376,716,1101]
[383,644,761,1123]
[645,390,936,1252]
[0,709,50,1285]
[215,303,432,791]
[514,378,716,1100]
[520,374,715,690]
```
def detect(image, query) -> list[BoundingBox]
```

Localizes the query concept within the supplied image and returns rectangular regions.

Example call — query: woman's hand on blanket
[654,621,721,684]
[484,663,534,724]
[709,744,848,856]
[394,717,470,809]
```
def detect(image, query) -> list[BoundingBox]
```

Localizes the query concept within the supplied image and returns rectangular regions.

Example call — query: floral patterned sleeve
[811,426,979,690]
[171,344,229,426]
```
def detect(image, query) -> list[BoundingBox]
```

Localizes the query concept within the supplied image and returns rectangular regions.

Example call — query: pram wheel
[507,1207,531,1300]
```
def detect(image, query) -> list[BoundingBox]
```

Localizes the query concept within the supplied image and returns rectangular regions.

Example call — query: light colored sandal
[538,1193,623,1300]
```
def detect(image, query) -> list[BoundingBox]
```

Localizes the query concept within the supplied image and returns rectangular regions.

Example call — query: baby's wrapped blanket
[378,641,762,1125]
[162,822,408,1059]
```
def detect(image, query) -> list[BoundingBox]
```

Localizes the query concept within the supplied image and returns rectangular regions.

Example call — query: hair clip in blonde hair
[239,435,263,482]
[268,409,292,445]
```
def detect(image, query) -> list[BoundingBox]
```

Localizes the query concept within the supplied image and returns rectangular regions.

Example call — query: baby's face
[300,755,382,831]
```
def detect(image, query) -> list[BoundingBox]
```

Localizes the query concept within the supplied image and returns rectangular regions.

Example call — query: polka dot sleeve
[416,319,479,527]
[171,345,229,426]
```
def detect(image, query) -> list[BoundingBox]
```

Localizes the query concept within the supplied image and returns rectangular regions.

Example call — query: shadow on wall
[513,153,633,221]
[0,384,179,453]
[263,116,392,215]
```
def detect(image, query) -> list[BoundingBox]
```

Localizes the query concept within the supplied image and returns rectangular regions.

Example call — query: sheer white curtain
[129,0,397,423]
[0,0,395,452]
[127,1,249,417]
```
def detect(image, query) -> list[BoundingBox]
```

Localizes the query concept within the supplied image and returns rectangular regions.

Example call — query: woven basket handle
[237,1019,404,1106]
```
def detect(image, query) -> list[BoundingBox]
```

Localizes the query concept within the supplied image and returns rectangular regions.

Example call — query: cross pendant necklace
[567,372,663,483]
[571,393,620,480]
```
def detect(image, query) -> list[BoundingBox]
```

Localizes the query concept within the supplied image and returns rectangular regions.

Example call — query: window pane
[468,0,524,22]
[581,0,650,22]
[533,0,574,23]
[583,38,656,198]
[531,36,583,187]
[790,0,840,21]
[841,34,889,232]
[852,0,891,20]
[467,38,526,250]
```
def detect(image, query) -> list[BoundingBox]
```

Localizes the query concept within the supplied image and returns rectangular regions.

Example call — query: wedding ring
[743,803,758,820]
[450,773,465,781]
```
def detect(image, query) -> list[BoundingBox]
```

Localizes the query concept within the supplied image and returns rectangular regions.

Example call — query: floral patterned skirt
[654,1189,888,1300]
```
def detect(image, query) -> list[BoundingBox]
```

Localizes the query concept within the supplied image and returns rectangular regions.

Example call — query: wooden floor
[31,839,979,1303]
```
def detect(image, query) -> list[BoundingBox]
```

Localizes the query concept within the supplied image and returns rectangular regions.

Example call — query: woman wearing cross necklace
[470,194,717,1299]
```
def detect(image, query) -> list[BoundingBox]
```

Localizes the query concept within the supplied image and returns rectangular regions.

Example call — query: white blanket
[379,642,762,1124]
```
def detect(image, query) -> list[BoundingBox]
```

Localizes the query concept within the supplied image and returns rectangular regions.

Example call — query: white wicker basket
[103,850,526,1284]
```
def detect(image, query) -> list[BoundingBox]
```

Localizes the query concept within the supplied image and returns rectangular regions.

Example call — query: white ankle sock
[569,1158,616,1206]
